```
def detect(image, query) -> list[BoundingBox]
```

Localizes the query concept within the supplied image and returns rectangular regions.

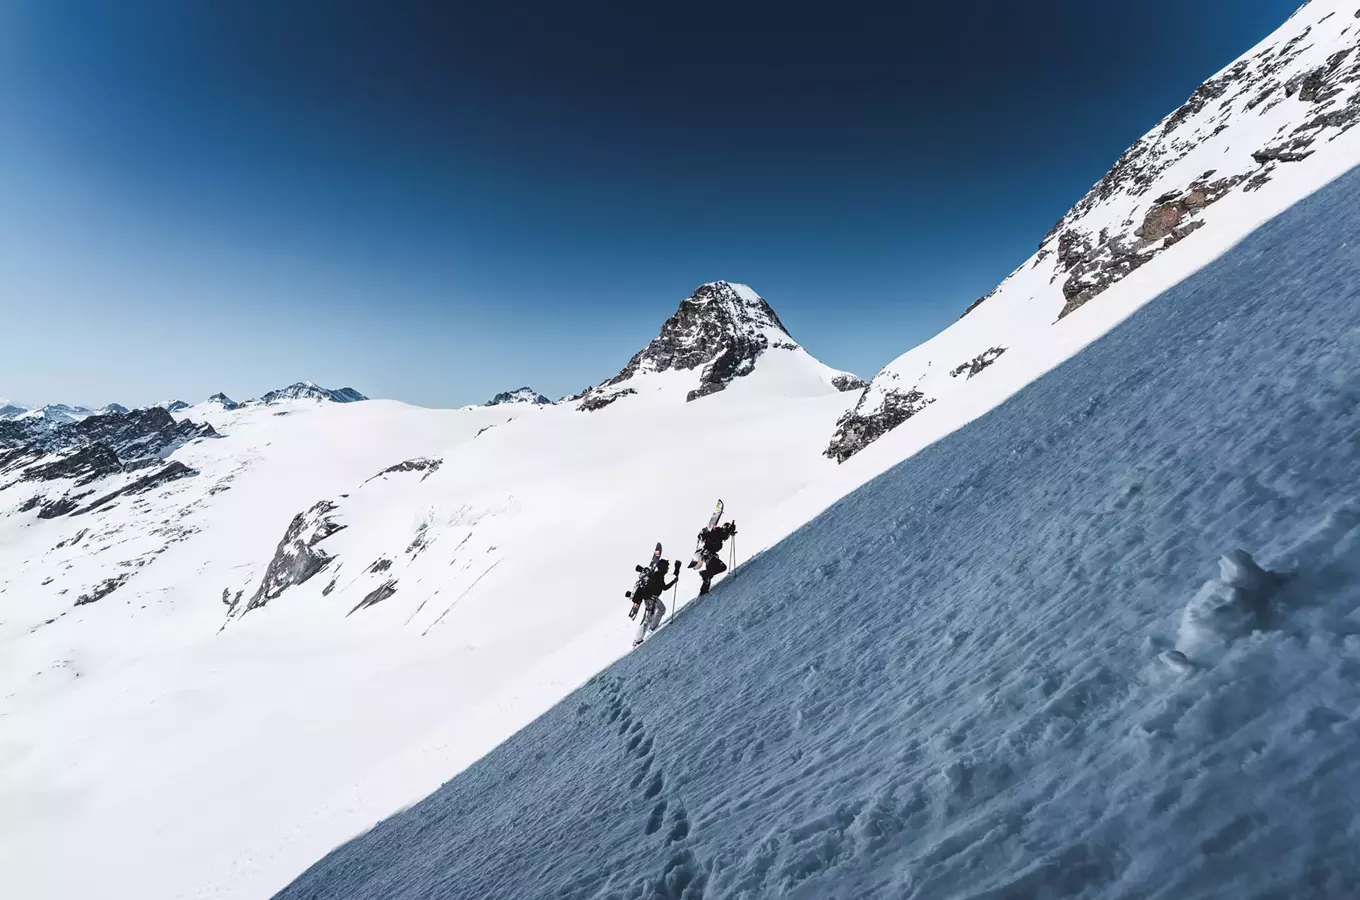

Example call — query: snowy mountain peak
[485,387,551,406]
[578,281,830,408]
[157,400,191,413]
[248,382,369,406]
[96,403,130,416]
[617,281,793,380]
[205,392,241,410]
[19,403,94,425]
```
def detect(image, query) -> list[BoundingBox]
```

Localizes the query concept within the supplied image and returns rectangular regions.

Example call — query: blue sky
[0,0,1304,408]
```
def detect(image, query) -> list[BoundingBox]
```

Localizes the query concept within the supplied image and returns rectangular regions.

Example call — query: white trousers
[634,598,666,643]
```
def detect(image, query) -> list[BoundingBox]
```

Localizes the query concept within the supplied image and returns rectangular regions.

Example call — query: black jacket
[698,521,736,555]
[633,565,676,601]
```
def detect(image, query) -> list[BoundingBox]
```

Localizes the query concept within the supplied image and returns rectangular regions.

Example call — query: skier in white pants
[629,558,679,647]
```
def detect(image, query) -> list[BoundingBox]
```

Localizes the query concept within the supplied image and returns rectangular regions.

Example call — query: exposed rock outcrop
[243,501,346,613]
[73,461,198,516]
[348,580,398,616]
[367,457,443,482]
[824,387,933,463]
[22,444,123,485]
[578,388,637,412]
[831,374,869,393]
[949,347,1007,380]
[486,387,551,406]
[76,574,131,606]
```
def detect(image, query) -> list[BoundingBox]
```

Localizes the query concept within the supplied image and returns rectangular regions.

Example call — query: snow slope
[276,154,1360,900]
[0,346,861,900]
[829,0,1360,461]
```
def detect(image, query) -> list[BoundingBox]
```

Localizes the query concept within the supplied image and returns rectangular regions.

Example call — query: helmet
[654,557,669,571]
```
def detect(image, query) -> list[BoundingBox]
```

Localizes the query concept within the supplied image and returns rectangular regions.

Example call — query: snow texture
[277,160,1360,900]
[830,0,1360,461]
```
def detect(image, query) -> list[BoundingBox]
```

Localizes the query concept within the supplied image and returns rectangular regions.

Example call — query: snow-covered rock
[95,403,130,416]
[485,386,551,406]
[157,399,191,413]
[1176,550,1282,661]
[247,381,368,406]
[829,0,1360,461]
[577,281,857,409]
[17,403,94,426]
[205,392,241,410]
[239,500,346,615]
[1,405,216,530]
[0,397,29,420]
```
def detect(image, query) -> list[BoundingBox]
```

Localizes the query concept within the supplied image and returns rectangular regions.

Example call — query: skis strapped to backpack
[688,500,723,568]
[627,542,663,618]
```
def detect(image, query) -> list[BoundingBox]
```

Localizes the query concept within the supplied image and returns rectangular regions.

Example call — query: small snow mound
[1175,550,1280,660]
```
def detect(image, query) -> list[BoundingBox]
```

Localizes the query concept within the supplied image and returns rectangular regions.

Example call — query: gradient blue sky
[0,0,1304,408]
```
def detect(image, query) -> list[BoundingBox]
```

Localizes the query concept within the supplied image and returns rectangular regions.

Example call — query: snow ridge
[828,0,1360,461]
[247,382,368,406]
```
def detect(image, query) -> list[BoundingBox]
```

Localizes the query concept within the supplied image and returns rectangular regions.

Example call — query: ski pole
[669,560,680,624]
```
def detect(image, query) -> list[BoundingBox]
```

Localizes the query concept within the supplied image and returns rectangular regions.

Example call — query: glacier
[275,163,1360,899]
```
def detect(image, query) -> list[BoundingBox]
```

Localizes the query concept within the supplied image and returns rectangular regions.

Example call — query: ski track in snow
[275,167,1360,899]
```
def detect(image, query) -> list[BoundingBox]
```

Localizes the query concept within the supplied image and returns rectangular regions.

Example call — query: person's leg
[634,600,653,645]
[649,598,666,632]
[699,553,727,594]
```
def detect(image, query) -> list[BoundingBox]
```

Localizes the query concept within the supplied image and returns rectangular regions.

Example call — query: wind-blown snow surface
[276,169,1360,898]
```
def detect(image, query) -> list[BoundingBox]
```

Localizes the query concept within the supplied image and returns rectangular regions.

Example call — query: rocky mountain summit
[485,387,551,406]
[575,281,848,409]
[247,382,368,406]
[826,0,1360,463]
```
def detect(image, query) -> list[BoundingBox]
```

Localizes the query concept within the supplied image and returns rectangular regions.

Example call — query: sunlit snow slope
[278,159,1360,900]
[829,0,1360,460]
[0,342,861,900]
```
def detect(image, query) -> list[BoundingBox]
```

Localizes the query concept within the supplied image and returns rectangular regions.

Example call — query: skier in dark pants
[692,521,737,595]
[627,558,679,647]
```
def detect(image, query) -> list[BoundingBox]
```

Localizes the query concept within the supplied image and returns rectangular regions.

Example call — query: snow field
[276,164,1360,899]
